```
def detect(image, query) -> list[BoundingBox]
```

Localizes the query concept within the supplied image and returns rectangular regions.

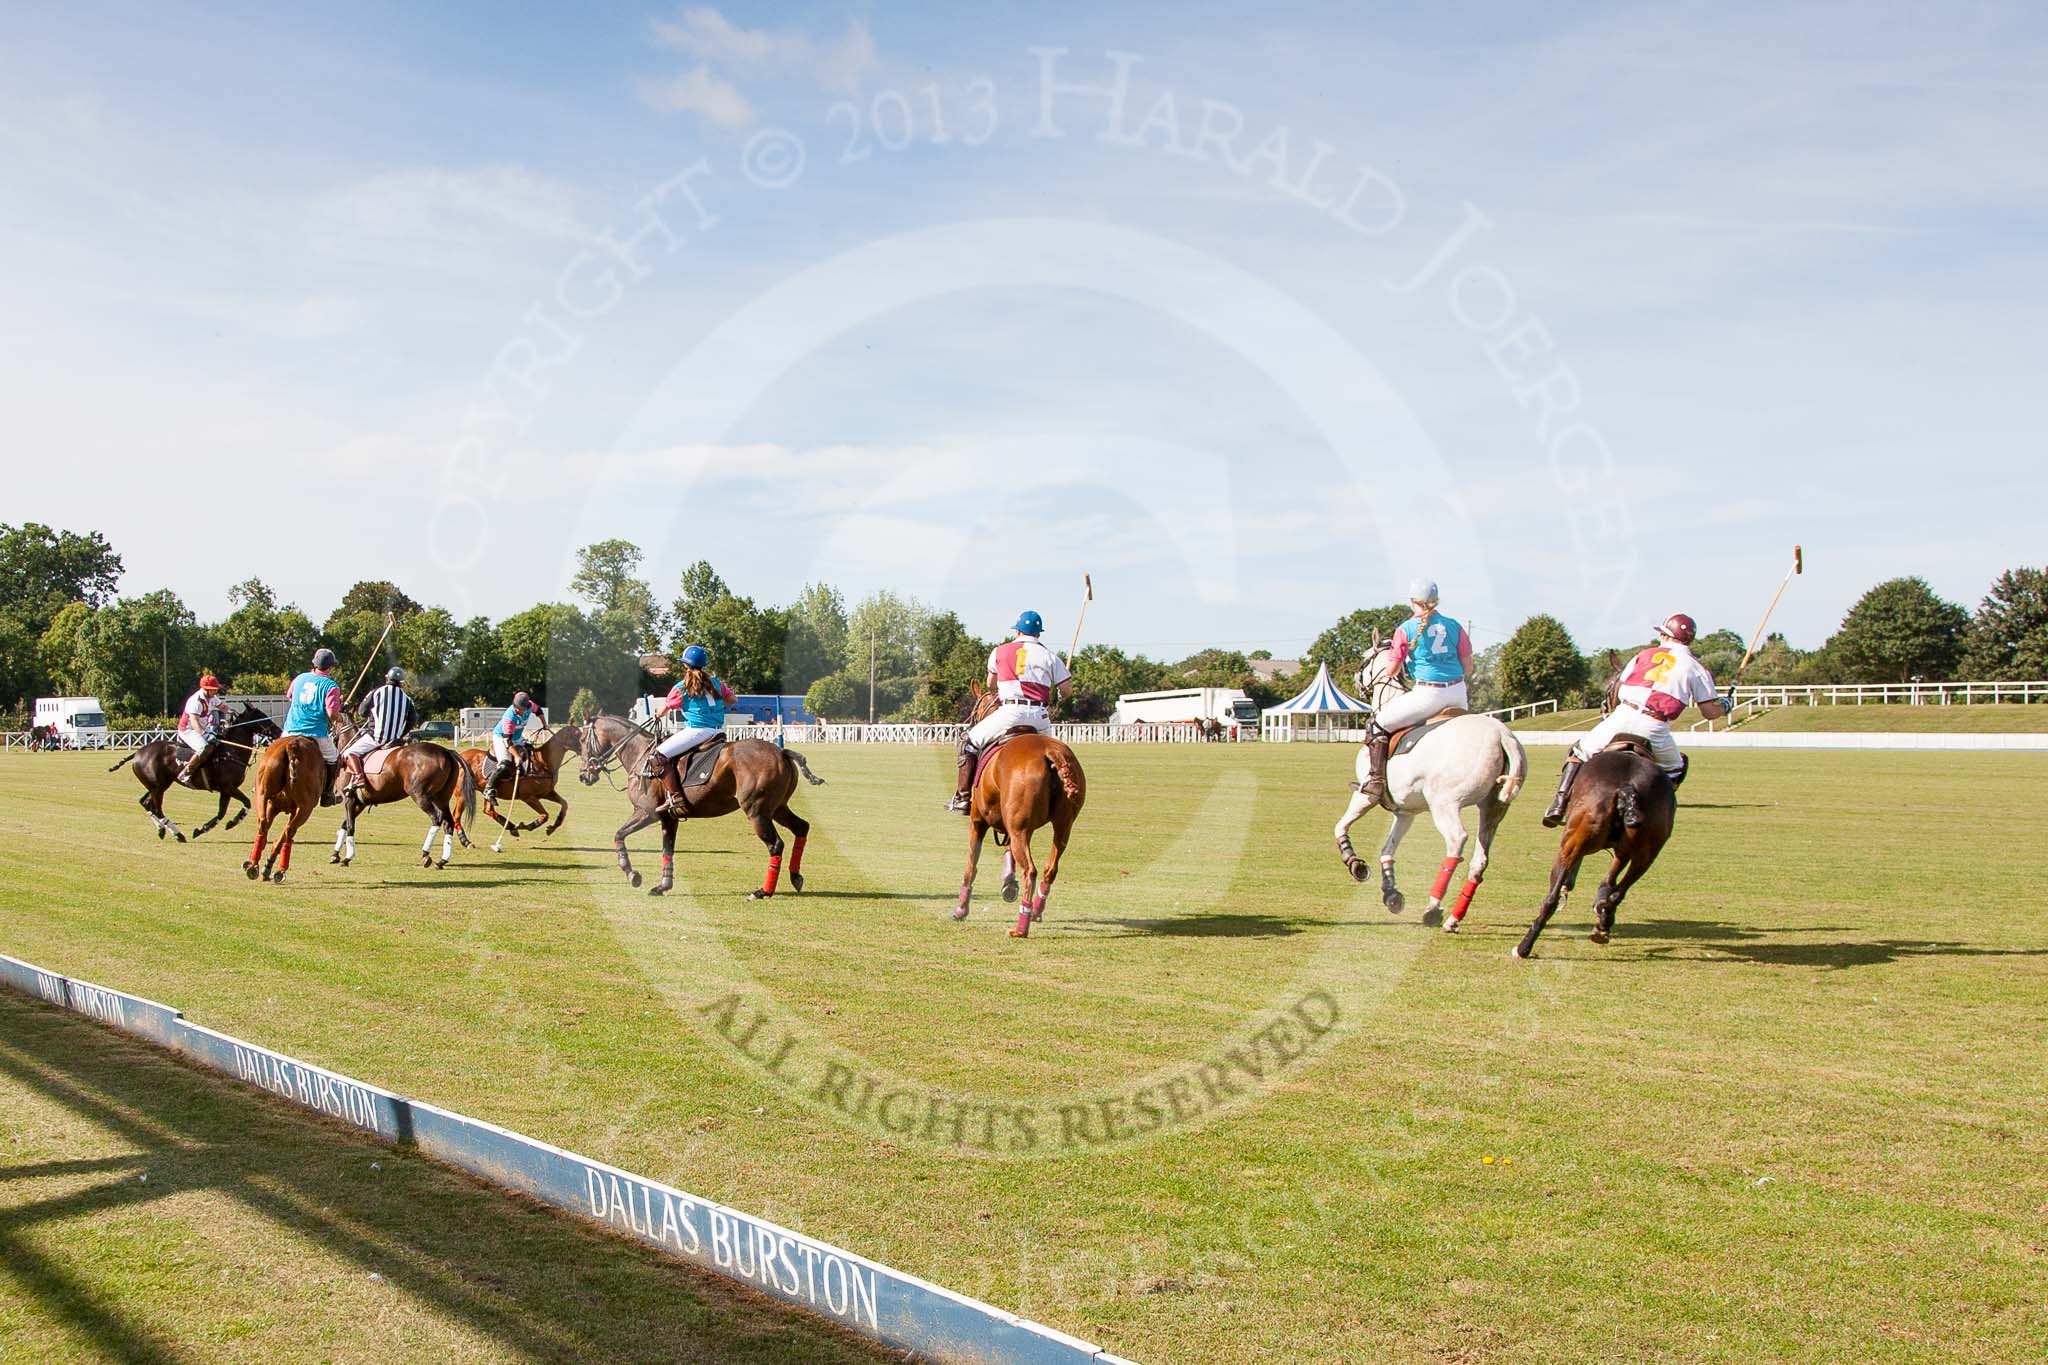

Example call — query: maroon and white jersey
[988,637,1070,705]
[1616,641,1717,722]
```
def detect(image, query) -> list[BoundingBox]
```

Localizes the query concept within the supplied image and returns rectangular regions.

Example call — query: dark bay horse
[1513,736,1676,959]
[244,736,327,884]
[577,714,822,898]
[455,724,586,839]
[330,730,477,869]
[108,704,281,842]
[952,731,1085,938]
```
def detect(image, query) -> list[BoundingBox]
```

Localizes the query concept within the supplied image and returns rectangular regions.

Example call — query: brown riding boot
[175,742,212,787]
[321,760,342,807]
[661,755,685,811]
[945,744,977,814]
[1359,728,1392,806]
[1540,756,1582,828]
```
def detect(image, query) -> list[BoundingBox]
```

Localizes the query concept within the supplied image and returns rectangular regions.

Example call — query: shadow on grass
[1069,912,1315,938]
[0,992,888,1365]
[1593,919,2048,970]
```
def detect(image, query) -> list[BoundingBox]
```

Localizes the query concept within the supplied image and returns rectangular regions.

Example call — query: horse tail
[1615,783,1644,830]
[107,750,137,772]
[1046,748,1082,801]
[1495,726,1527,802]
[458,751,479,830]
[786,749,826,786]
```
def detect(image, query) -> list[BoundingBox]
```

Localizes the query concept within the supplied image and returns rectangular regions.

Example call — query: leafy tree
[393,607,459,709]
[1494,614,1589,705]
[567,687,601,723]
[693,594,787,693]
[670,560,731,647]
[38,591,202,718]
[1305,605,1411,674]
[844,591,928,716]
[447,616,511,708]
[1067,645,1169,721]
[216,579,318,683]
[0,523,123,630]
[572,540,664,651]
[0,612,38,712]
[804,672,860,721]
[1962,566,2048,679]
[494,603,635,710]
[783,582,847,694]
[902,610,988,720]
[1824,577,1969,682]
[1692,627,1747,682]
[1249,648,1273,660]
[334,580,421,619]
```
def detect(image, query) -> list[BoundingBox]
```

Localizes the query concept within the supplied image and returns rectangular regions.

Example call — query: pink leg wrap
[1429,856,1460,902]
[1450,877,1482,921]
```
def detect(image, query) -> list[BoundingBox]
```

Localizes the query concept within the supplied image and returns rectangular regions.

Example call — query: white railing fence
[1483,699,1560,723]
[2,728,179,752]
[1728,680,2048,706]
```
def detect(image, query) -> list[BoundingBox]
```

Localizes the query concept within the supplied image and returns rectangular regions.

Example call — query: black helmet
[513,690,532,708]
[311,647,339,670]
[386,666,405,683]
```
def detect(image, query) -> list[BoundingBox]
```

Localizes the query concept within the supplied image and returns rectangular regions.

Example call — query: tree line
[3,522,2042,725]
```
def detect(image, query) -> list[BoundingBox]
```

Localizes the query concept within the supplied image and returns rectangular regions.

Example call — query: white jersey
[989,636,1071,705]
[1615,641,1717,722]
[178,691,216,735]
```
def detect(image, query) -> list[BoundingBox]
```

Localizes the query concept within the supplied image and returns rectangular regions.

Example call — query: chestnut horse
[577,714,823,898]
[455,724,586,838]
[243,736,327,884]
[108,703,281,841]
[330,729,477,869]
[951,721,1085,939]
[1513,736,1676,959]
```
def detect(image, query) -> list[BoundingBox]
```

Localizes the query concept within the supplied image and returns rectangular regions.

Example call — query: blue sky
[4,1,2043,656]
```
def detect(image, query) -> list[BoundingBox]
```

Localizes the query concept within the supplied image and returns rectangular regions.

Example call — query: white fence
[1483,699,1559,723]
[1,728,178,752]
[1729,680,2048,706]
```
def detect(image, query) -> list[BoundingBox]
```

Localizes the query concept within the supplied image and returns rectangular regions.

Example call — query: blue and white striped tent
[1260,662,1372,742]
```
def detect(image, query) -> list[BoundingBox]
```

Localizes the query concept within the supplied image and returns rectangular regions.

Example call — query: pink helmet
[1656,614,1697,645]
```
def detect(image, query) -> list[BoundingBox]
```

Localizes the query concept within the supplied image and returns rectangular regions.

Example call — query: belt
[1415,680,1459,689]
[1620,700,1669,719]
[997,699,1047,709]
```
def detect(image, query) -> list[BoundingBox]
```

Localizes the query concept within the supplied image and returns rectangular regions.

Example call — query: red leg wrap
[1450,877,1482,921]
[1429,856,1460,902]
[761,854,781,895]
[789,836,806,874]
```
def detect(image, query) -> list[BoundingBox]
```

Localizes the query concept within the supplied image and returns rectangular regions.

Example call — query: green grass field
[3,745,2046,1362]
[1515,703,2048,734]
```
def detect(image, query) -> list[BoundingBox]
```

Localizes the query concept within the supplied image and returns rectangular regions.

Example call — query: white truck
[34,696,110,748]
[1111,687,1260,731]
[458,704,549,742]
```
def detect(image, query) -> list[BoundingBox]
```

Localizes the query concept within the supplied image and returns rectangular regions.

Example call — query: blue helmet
[680,644,710,669]
[1013,610,1044,637]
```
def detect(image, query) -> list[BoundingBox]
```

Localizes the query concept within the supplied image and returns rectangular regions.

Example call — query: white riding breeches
[176,729,210,754]
[1575,708,1684,773]
[343,732,384,760]
[1373,681,1468,733]
[969,703,1050,749]
[490,734,514,763]
[657,725,724,758]
[301,735,338,763]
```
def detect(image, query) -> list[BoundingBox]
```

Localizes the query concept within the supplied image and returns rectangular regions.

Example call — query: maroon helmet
[1656,614,1697,645]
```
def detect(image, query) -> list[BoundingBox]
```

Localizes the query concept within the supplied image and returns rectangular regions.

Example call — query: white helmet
[1408,577,1440,605]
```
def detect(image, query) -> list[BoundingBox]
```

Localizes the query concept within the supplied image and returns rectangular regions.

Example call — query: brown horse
[951,729,1085,939]
[1513,736,1676,959]
[243,736,327,884]
[577,713,823,898]
[107,703,281,841]
[330,729,477,869]
[455,724,586,839]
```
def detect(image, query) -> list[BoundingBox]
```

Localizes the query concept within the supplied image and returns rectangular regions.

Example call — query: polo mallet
[1065,574,1093,665]
[343,612,399,707]
[1732,545,1803,690]
[491,744,522,853]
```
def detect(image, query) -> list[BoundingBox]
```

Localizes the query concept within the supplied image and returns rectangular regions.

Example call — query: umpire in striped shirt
[342,667,421,793]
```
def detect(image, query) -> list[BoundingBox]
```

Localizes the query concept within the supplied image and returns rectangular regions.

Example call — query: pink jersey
[989,637,1070,704]
[1617,642,1717,722]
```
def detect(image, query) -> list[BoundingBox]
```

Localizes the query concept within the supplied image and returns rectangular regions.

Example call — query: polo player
[173,673,226,786]
[342,666,421,795]
[946,610,1073,813]
[1358,579,1472,807]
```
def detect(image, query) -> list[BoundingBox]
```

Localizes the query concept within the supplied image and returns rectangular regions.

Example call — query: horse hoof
[1344,859,1367,884]
[244,862,258,880]
[1588,928,1610,945]
[629,871,642,888]
[1008,925,1030,939]
[789,872,804,893]
[269,871,286,885]
[331,852,343,865]
[1385,891,1406,916]
[747,889,773,902]
[1001,879,1019,904]
[1441,916,1462,934]
[1421,906,1442,928]
[950,905,969,921]
[173,832,186,844]
[648,884,668,897]
[157,827,166,840]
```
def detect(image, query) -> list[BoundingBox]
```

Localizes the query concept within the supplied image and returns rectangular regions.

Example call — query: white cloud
[640,65,755,128]
[312,165,587,266]
[643,6,879,125]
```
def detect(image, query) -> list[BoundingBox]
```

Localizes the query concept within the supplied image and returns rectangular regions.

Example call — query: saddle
[642,734,727,791]
[971,727,1041,788]
[1385,707,1469,759]
[1600,734,1656,761]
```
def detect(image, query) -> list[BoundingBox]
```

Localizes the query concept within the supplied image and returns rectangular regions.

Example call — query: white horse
[1333,638,1528,931]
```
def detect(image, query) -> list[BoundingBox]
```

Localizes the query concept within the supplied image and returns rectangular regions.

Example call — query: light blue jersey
[1400,615,1467,685]
[667,677,730,729]
[283,671,339,737]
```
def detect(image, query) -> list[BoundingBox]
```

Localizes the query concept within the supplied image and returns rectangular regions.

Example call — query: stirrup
[943,793,970,813]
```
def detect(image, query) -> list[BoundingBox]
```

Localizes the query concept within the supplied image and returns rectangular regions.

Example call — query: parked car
[411,720,456,743]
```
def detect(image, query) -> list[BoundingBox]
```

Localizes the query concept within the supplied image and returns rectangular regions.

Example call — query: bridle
[575,716,659,790]
[1356,643,1412,717]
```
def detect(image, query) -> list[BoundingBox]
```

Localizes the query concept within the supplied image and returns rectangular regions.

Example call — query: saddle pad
[682,736,726,788]
[1388,708,1470,759]
[972,728,1040,787]
[361,745,401,778]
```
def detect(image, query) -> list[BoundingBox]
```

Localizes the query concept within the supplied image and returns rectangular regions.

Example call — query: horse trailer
[33,696,110,748]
